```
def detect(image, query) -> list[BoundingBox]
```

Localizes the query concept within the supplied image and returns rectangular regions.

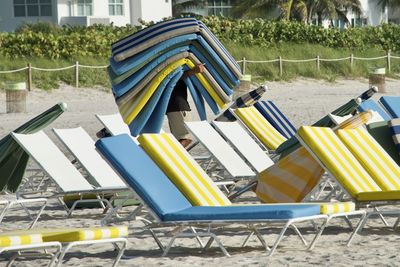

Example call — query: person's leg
[166,111,192,148]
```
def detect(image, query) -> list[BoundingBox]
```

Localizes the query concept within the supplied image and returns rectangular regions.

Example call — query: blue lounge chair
[96,134,328,257]
[380,96,400,118]
[357,99,391,120]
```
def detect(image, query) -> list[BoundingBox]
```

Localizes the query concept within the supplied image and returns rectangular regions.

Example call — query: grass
[0,57,109,90]
[0,43,398,90]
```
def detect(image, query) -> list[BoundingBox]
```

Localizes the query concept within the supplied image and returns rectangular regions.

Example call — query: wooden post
[242,57,246,75]
[387,50,391,73]
[278,56,283,76]
[75,61,79,88]
[27,63,32,91]
[316,55,320,72]
[350,54,354,69]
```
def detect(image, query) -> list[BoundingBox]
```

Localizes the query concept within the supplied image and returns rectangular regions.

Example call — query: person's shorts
[166,111,192,140]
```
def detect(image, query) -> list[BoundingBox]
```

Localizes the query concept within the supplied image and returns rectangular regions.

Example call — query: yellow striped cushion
[41,226,128,243]
[138,133,231,206]
[337,128,400,191]
[319,202,355,215]
[234,106,287,150]
[298,126,381,197]
[335,111,373,130]
[256,147,324,203]
[0,234,42,247]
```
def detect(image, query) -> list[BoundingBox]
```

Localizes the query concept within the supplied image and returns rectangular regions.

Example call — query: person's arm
[182,63,205,78]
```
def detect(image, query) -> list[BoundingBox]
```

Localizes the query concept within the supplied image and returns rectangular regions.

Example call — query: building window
[13,0,52,17]
[109,0,123,16]
[77,0,93,16]
[206,0,234,17]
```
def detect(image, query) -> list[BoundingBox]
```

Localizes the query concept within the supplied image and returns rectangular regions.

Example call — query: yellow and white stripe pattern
[234,106,287,150]
[337,127,400,191]
[256,147,324,203]
[334,111,373,130]
[42,226,128,243]
[0,234,42,247]
[319,202,355,215]
[298,126,381,197]
[138,133,231,206]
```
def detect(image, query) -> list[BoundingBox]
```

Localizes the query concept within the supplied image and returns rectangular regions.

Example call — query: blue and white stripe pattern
[380,96,400,119]
[389,118,400,153]
[254,100,297,139]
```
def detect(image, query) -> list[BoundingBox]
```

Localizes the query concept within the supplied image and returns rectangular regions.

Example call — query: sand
[1,78,400,266]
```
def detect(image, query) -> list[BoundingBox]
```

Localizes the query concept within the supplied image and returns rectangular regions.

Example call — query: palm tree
[172,0,207,17]
[232,0,362,24]
[378,0,400,8]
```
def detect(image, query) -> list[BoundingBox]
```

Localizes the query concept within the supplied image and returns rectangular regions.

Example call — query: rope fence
[0,51,397,90]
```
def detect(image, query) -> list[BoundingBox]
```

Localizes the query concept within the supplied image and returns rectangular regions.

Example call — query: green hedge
[1,17,400,59]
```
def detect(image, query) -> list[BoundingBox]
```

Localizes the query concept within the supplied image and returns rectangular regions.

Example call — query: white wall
[359,0,387,26]
[130,0,171,25]
[0,0,58,32]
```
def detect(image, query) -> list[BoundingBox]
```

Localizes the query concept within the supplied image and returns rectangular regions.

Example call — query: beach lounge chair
[389,118,400,155]
[357,99,391,120]
[137,133,365,249]
[96,134,329,257]
[53,127,141,224]
[232,106,287,155]
[254,100,297,139]
[11,131,126,216]
[380,96,400,118]
[297,125,400,235]
[366,121,400,164]
[211,121,274,174]
[185,121,256,181]
[0,226,128,266]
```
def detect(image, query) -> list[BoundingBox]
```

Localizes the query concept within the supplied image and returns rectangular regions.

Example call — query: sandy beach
[1,78,400,266]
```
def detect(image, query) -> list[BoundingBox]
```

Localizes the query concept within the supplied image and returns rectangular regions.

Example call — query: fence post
[278,56,283,76]
[387,50,391,73]
[27,63,32,91]
[350,54,354,69]
[75,61,79,88]
[316,55,320,72]
[242,57,246,75]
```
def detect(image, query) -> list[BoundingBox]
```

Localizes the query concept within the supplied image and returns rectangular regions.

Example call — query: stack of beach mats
[109,18,242,136]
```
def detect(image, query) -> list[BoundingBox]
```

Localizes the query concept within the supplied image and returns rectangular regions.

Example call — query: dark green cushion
[367,121,400,165]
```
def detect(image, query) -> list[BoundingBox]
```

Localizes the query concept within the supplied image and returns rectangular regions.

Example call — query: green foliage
[2,18,400,60]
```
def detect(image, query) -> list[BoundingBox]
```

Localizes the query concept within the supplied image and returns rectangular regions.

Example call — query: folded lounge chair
[297,125,400,234]
[96,134,329,257]
[380,96,400,118]
[137,133,365,250]
[12,131,126,216]
[0,226,128,267]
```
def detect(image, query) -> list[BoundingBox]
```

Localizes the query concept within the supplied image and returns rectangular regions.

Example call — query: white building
[0,0,172,32]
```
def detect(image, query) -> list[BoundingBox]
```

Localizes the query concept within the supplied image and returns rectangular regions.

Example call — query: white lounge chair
[12,131,126,216]
[185,121,256,181]
[212,121,274,173]
[53,127,141,224]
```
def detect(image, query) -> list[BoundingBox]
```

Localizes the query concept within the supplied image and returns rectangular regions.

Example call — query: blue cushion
[112,18,198,54]
[164,205,320,221]
[140,70,184,134]
[95,135,192,219]
[255,101,297,139]
[380,96,400,118]
[112,46,190,98]
[357,99,391,120]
